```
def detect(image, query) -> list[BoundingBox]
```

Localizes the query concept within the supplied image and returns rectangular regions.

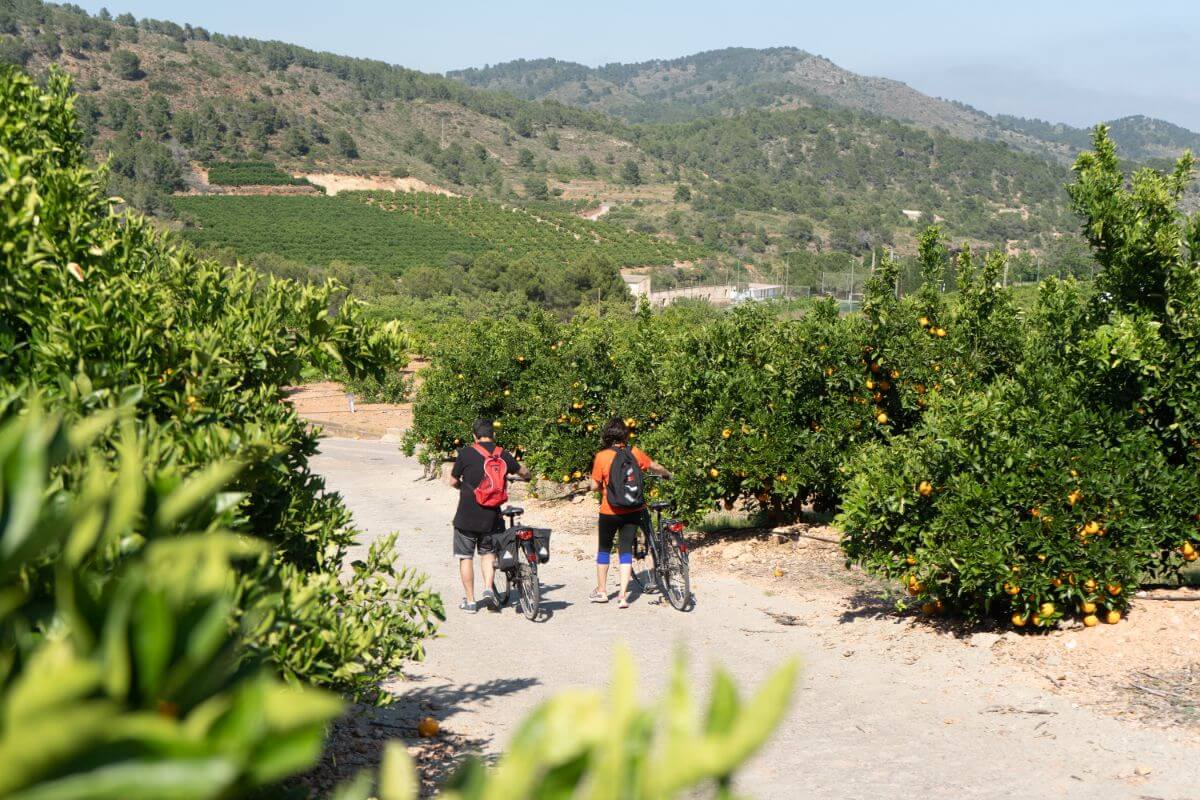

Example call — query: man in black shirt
[449,419,530,612]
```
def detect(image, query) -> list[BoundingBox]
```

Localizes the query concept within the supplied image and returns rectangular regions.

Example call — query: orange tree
[403,307,561,463]
[858,229,1022,441]
[839,128,1200,627]
[507,303,664,481]
[640,299,867,520]
[404,297,869,520]
[1,67,442,704]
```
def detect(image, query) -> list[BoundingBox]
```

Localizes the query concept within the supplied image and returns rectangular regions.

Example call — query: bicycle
[630,477,692,611]
[491,505,550,621]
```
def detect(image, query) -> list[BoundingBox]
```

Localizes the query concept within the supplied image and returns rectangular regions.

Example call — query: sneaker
[481,589,500,612]
[459,598,477,614]
[588,588,609,604]
[617,596,630,609]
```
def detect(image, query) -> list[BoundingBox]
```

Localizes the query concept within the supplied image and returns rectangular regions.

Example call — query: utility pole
[850,256,858,310]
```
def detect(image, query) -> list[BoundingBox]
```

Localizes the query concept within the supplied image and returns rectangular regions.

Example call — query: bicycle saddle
[502,506,524,516]
[649,501,671,511]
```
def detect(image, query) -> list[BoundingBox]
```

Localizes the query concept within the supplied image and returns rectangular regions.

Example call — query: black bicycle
[630,479,692,611]
[491,505,550,621]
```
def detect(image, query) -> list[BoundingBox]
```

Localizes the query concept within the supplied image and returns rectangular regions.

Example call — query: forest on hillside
[12,0,1185,326]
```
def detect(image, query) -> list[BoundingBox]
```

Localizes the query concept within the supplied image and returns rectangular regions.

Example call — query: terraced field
[174,192,704,274]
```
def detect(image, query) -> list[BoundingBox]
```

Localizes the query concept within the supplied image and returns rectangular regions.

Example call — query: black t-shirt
[451,441,521,532]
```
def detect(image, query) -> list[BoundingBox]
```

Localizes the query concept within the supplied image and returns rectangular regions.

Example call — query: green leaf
[153,461,243,533]
[132,590,174,702]
[704,670,740,735]
[379,742,418,800]
[4,641,104,726]
[7,758,239,800]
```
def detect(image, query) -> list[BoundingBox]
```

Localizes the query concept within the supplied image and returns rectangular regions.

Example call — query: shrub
[110,47,142,79]
[644,300,866,519]
[839,128,1200,626]
[404,308,560,464]
[1,66,442,699]
[406,299,869,520]
[0,408,345,799]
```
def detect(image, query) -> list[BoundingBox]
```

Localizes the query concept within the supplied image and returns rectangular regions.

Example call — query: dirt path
[580,202,611,221]
[312,438,1200,799]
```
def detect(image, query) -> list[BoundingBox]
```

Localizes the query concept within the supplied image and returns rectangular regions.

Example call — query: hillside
[2,2,1112,280]
[631,107,1075,252]
[997,113,1200,162]
[450,48,1200,163]
[450,49,1006,135]
[2,1,658,213]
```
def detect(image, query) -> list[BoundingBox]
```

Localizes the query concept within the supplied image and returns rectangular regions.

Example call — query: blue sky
[73,1,1200,130]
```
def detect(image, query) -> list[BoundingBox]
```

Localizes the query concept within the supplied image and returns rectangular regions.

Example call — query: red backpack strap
[472,442,505,462]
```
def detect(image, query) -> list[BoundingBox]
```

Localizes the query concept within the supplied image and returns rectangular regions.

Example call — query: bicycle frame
[495,507,543,620]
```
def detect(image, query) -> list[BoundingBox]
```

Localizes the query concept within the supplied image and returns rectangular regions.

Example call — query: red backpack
[472,444,509,508]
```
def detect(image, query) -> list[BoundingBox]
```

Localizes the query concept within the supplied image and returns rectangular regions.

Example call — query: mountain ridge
[449,47,1200,162]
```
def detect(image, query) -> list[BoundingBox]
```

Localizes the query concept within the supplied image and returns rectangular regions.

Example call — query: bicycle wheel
[492,568,511,607]
[630,531,657,594]
[517,560,540,621]
[655,531,691,611]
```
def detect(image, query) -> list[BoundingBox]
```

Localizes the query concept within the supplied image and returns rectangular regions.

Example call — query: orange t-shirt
[592,445,653,515]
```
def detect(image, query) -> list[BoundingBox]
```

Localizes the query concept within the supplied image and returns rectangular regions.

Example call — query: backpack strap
[472,442,501,459]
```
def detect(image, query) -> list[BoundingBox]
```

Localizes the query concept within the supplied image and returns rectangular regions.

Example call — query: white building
[731,283,784,303]
[622,273,651,299]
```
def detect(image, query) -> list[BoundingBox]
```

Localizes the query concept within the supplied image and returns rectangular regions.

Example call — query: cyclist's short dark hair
[601,416,629,448]
[472,418,495,440]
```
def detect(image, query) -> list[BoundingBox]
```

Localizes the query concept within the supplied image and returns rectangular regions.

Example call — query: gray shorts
[454,527,497,559]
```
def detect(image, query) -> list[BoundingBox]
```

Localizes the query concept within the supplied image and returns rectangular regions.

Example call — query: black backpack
[606,446,645,510]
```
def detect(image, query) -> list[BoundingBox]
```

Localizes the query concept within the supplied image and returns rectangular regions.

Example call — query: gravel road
[313,438,1200,800]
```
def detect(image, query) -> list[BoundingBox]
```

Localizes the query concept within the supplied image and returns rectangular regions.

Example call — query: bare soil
[300,173,459,196]
[286,381,411,439]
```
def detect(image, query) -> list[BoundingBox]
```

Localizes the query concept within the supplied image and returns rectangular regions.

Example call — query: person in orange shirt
[588,417,672,608]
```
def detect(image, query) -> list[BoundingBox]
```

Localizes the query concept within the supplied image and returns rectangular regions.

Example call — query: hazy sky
[72,1,1200,130]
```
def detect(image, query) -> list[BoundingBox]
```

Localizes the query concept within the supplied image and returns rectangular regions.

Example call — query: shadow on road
[534,582,571,621]
[391,674,541,717]
[837,587,900,624]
